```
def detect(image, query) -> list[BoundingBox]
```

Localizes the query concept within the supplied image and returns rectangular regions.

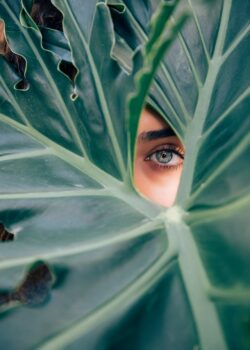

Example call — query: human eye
[145,144,184,169]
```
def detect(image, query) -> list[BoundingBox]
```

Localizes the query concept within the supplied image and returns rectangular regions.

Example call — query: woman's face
[134,107,185,207]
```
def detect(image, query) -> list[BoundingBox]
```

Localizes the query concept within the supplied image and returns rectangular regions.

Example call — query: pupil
[156,150,172,163]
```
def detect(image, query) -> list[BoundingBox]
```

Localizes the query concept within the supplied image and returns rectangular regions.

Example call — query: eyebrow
[138,128,176,142]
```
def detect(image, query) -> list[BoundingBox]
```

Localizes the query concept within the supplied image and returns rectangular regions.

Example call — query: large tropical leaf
[0,0,249,349]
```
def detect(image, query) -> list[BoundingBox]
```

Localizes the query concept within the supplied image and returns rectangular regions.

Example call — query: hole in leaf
[15,79,30,91]
[70,90,78,101]
[0,223,14,242]
[30,0,78,82]
[0,21,28,88]
[133,104,185,208]
[12,261,54,306]
[31,0,63,31]
[59,60,78,81]
[0,261,54,310]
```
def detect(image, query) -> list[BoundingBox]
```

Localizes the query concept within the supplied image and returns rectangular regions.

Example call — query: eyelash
[144,144,184,170]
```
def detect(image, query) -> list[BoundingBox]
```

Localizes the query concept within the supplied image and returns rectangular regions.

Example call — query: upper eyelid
[147,144,184,157]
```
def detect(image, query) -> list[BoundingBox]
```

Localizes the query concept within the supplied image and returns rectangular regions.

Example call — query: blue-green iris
[155,150,172,164]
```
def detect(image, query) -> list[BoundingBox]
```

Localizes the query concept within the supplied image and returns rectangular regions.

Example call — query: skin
[134,107,185,207]
[0,21,5,50]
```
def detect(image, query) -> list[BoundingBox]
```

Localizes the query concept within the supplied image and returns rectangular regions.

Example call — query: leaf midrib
[177,0,233,205]
[170,219,227,350]
[173,2,233,349]
[0,220,163,270]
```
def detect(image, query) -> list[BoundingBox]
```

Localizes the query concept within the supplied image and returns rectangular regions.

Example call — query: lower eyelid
[149,162,183,171]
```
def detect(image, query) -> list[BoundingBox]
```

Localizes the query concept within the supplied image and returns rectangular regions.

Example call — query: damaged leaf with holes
[0,223,14,242]
[0,0,249,349]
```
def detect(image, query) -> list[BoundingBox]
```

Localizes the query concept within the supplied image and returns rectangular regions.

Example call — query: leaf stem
[165,219,227,350]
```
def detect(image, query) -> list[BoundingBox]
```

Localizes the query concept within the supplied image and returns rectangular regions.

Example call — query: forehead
[138,108,169,134]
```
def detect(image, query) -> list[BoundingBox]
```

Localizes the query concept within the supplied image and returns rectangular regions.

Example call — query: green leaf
[0,0,249,349]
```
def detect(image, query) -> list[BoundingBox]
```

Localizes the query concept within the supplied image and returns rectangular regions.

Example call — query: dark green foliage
[0,0,249,349]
